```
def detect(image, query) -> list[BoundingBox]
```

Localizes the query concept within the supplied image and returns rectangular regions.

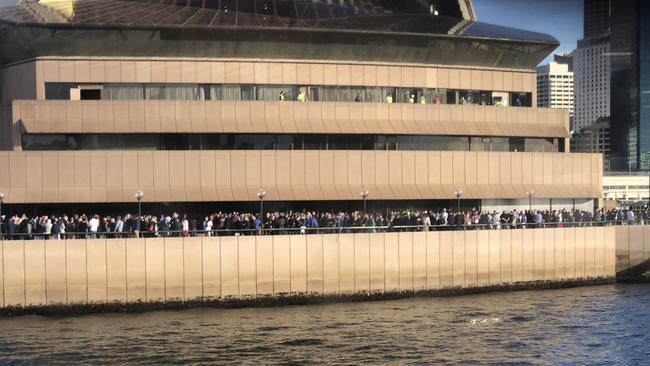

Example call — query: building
[536,59,574,116]
[603,174,650,207]
[584,0,611,39]
[0,0,602,216]
[573,36,610,133]
[609,0,650,171]
[571,117,611,172]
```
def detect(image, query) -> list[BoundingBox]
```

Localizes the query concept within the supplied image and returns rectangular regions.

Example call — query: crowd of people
[0,206,647,241]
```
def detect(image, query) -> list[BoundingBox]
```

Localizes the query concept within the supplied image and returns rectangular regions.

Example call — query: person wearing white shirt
[88,215,99,239]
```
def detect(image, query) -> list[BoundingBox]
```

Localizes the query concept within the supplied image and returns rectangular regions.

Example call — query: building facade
[573,36,611,133]
[536,60,574,116]
[0,0,602,215]
[571,117,611,172]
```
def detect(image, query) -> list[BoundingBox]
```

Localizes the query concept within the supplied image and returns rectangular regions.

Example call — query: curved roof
[0,0,558,69]
[0,0,556,44]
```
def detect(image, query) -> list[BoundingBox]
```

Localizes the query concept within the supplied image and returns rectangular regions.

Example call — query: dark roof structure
[0,0,559,69]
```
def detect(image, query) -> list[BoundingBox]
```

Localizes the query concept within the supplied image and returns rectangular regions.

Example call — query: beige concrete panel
[414,151,433,198]
[43,240,66,305]
[426,232,441,289]
[338,234,355,293]
[97,101,115,133]
[125,238,146,303]
[451,231,466,288]
[401,67,415,88]
[219,101,237,133]
[543,228,555,281]
[275,150,293,200]
[510,230,524,283]
[42,60,60,82]
[105,60,121,82]
[80,100,98,134]
[628,225,645,270]
[449,68,461,89]
[362,65,377,86]
[437,68,450,88]
[373,151,394,199]
[145,239,165,301]
[196,62,211,83]
[255,236,274,296]
[9,153,26,202]
[166,61,182,83]
[164,238,185,301]
[309,63,324,85]
[306,102,323,133]
[290,151,308,200]
[595,227,608,277]
[513,72,524,92]
[59,60,74,81]
[120,61,136,82]
[440,151,456,198]
[402,151,418,199]
[305,150,323,200]
[439,232,453,288]
[72,151,91,203]
[412,233,428,290]
[184,152,202,202]
[237,236,257,297]
[183,238,204,300]
[190,101,207,133]
[452,152,466,194]
[3,242,25,306]
[322,234,340,294]
[24,152,43,202]
[201,237,221,299]
[168,152,187,201]
[66,240,87,304]
[236,101,254,133]
[369,233,385,292]
[264,62,281,84]
[376,65,390,86]
[296,63,311,85]
[398,232,414,291]
[41,153,59,202]
[290,235,308,294]
[502,71,513,92]
[645,226,650,264]
[33,101,51,132]
[136,151,154,201]
[121,152,138,199]
[263,101,281,133]
[459,69,472,89]
[428,152,442,199]
[174,101,191,132]
[554,228,566,280]
[220,237,239,297]
[337,64,351,86]
[180,61,197,83]
[86,240,107,304]
[336,103,354,133]
[388,152,405,199]
[388,105,406,132]
[574,228,587,279]
[585,228,597,278]
[113,101,130,132]
[66,100,82,133]
[106,240,127,303]
[523,73,534,93]
[135,61,152,83]
[522,229,535,282]
[500,230,512,284]
[306,235,324,294]
[352,234,370,293]
[24,241,46,306]
[564,227,577,279]
[333,151,351,200]
[605,227,616,276]
[152,151,170,202]
[210,61,226,83]
[413,67,426,88]
[150,61,166,82]
[282,63,297,85]
[488,231,501,285]
[273,236,291,295]
[215,151,234,200]
[260,150,278,200]
[384,233,400,291]
[532,229,545,281]
[388,66,402,86]
[470,69,482,90]
[425,67,438,88]
[245,150,262,198]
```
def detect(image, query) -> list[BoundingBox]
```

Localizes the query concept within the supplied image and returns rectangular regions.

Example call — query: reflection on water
[1,285,649,364]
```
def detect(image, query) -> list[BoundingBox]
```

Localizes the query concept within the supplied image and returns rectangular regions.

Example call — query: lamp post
[0,192,4,241]
[257,188,267,231]
[360,188,369,215]
[527,189,535,212]
[134,189,144,219]
[603,190,609,226]
[454,187,464,213]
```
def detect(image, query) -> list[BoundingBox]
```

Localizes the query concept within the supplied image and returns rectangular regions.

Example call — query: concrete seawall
[0,227,619,313]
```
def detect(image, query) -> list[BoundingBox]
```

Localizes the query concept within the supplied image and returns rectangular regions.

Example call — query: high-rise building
[609,0,650,171]
[536,59,574,117]
[0,0,602,214]
[584,0,611,39]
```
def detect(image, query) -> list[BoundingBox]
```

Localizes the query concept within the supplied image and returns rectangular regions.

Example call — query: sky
[473,0,583,65]
[0,0,583,65]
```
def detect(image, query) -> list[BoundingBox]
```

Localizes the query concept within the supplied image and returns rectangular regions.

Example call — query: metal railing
[0,220,642,241]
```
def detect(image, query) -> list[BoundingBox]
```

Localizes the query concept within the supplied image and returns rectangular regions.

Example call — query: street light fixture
[360,188,369,215]
[454,187,464,213]
[527,189,535,212]
[134,189,144,218]
[257,188,267,231]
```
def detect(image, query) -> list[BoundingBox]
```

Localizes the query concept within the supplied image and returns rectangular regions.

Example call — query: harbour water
[1,284,649,365]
